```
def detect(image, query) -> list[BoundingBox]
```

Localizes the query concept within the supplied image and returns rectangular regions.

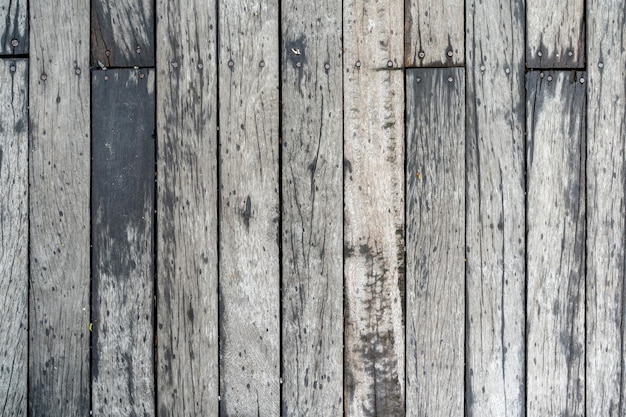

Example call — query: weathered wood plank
[0,0,27,54]
[0,58,27,417]
[343,0,405,414]
[155,0,219,415]
[465,0,526,415]
[91,68,156,416]
[217,1,280,415]
[280,0,343,415]
[526,0,584,68]
[526,70,586,417]
[404,0,463,67]
[586,2,626,415]
[91,0,154,67]
[29,0,90,413]
[405,68,464,417]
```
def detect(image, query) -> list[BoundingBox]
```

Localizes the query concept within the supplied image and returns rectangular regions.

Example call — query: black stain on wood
[242,195,252,229]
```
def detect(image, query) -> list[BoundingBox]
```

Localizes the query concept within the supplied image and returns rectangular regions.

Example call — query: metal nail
[296,61,302,68]
[259,60,265,67]
[228,60,234,67]
[41,73,47,81]
[579,77,585,84]
[537,50,543,57]
[448,76,454,82]
[105,50,111,57]
[547,75,553,81]
[11,39,19,47]
[324,63,330,70]
[447,50,453,57]
[416,77,421,83]
[418,51,425,59]
[355,61,361,68]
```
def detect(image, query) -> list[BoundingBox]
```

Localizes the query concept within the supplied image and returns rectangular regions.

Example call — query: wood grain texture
[0,0,27,54]
[155,1,219,416]
[526,0,584,67]
[28,0,91,414]
[404,0,463,67]
[586,2,626,416]
[217,1,280,415]
[343,0,405,414]
[91,68,156,416]
[0,58,27,417]
[526,70,586,417]
[91,0,154,67]
[280,0,343,415]
[405,68,464,417]
[465,0,526,415]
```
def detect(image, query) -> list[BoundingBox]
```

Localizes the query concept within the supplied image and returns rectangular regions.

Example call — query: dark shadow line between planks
[278,0,284,414]
[151,0,158,412]
[462,0,468,415]
[582,1,588,415]
[0,53,28,58]
[523,51,529,417]
[340,0,345,414]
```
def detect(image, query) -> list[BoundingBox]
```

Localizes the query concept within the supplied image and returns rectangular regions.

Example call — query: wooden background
[0,0,624,416]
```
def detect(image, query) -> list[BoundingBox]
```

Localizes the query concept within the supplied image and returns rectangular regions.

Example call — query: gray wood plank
[280,0,343,415]
[465,0,526,415]
[91,0,154,67]
[28,0,91,413]
[155,0,219,415]
[586,2,626,415]
[405,0,463,67]
[0,0,27,54]
[526,70,586,417]
[526,0,584,68]
[343,0,405,414]
[405,68,464,417]
[217,1,280,415]
[91,68,156,416]
[0,58,27,417]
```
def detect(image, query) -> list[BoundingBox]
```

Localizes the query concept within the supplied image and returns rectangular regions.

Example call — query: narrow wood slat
[91,0,154,67]
[526,70,586,417]
[405,68,464,417]
[91,68,156,416]
[343,0,405,414]
[280,0,343,414]
[29,0,91,413]
[155,1,219,416]
[586,1,626,415]
[217,2,280,415]
[0,0,27,54]
[0,58,27,417]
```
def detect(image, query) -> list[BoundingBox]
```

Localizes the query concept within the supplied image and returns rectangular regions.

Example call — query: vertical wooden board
[29,0,90,414]
[343,0,405,415]
[526,70,586,417]
[91,68,155,416]
[526,0,584,67]
[156,1,219,416]
[0,0,27,54]
[0,59,27,417]
[405,68,464,417]
[218,1,280,415]
[280,0,343,415]
[465,0,526,415]
[91,0,154,67]
[404,0,463,67]
[586,2,626,416]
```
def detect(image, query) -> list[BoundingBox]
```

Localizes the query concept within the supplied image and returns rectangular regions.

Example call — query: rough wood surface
[526,70,586,417]
[28,0,91,414]
[155,1,219,416]
[465,0,526,415]
[343,0,405,414]
[217,1,280,415]
[526,0,584,67]
[91,0,154,67]
[586,2,626,415]
[0,58,27,417]
[280,0,343,415]
[91,68,156,416]
[404,0,463,67]
[0,0,27,54]
[405,68,464,417]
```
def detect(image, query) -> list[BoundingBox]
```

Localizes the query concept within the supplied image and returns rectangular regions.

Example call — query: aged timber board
[0,0,27,54]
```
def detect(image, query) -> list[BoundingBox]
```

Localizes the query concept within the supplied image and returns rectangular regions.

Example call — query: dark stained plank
[526,70,586,417]
[155,0,219,415]
[217,1,280,415]
[526,0,584,68]
[280,0,343,414]
[405,68,465,417]
[343,0,405,414]
[91,0,154,67]
[28,0,91,414]
[0,58,27,417]
[586,2,626,415]
[91,68,156,416]
[405,0,463,67]
[465,0,526,415]
[0,0,27,54]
